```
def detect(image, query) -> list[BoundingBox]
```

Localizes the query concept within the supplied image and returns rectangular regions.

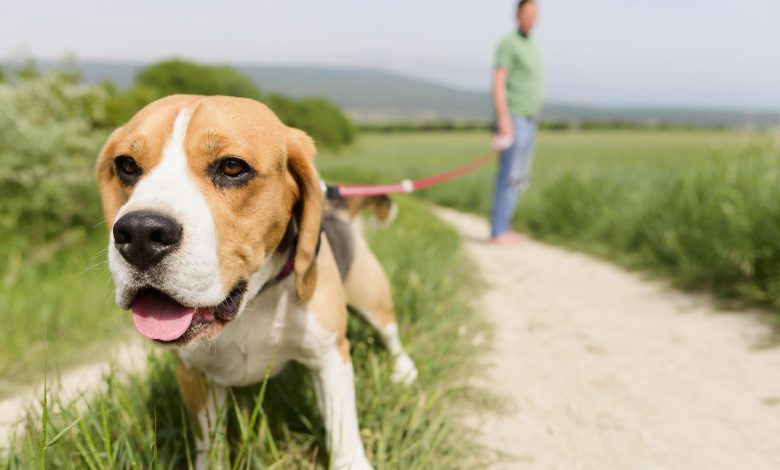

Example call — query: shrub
[100,81,160,128]
[518,147,780,311]
[136,59,264,100]
[101,59,264,126]
[104,59,355,149]
[269,95,355,150]
[0,71,108,247]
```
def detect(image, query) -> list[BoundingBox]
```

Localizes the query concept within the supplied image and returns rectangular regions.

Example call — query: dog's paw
[391,353,418,385]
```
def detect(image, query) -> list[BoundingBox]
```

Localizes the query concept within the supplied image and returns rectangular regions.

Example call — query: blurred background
[1,0,780,466]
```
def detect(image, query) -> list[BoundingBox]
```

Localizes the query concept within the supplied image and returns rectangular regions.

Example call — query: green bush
[518,147,780,310]
[136,59,264,100]
[0,71,108,248]
[100,81,159,128]
[101,59,264,126]
[269,95,355,150]
[103,59,355,150]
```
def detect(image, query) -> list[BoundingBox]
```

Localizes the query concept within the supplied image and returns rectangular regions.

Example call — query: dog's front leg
[176,356,228,469]
[309,338,373,470]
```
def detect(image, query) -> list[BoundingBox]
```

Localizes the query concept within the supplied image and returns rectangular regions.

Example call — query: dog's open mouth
[130,282,246,344]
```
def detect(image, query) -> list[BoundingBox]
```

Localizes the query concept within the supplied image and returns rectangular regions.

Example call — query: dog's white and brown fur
[96,95,417,469]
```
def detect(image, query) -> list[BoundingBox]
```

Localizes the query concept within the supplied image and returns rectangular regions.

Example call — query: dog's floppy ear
[287,127,323,303]
[95,127,126,228]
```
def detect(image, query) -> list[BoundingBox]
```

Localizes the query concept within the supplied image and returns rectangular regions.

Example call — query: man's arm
[492,68,513,138]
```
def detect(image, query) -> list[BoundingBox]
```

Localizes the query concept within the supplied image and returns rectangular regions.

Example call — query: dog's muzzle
[113,210,182,269]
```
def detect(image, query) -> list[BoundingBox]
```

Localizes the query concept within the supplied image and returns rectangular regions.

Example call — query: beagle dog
[95,95,417,469]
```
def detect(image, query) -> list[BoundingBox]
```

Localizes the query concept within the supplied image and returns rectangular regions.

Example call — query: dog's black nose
[113,211,182,269]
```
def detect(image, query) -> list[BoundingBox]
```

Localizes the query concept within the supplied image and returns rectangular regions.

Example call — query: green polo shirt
[494,32,543,118]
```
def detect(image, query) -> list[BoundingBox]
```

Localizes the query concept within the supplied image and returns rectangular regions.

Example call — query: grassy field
[319,129,769,222]
[0,233,130,398]
[321,129,780,315]
[3,197,489,468]
[319,129,767,216]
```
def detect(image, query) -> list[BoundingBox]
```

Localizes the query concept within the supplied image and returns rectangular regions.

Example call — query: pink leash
[325,151,495,198]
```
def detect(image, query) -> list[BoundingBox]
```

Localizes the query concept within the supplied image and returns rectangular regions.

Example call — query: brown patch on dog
[203,131,224,154]
[369,196,395,223]
[307,238,348,335]
[311,238,352,364]
[170,97,322,300]
[128,137,147,157]
[344,235,397,328]
[95,128,128,225]
[286,128,322,302]
[175,353,209,414]
[179,97,293,296]
[95,95,204,225]
[304,237,352,359]
[328,195,394,223]
[273,159,284,175]
[337,336,352,364]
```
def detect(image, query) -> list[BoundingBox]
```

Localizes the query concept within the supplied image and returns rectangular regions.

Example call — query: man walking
[490,0,543,244]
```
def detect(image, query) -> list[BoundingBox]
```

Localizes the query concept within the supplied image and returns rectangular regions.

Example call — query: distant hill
[53,61,491,121]
[40,60,779,128]
[241,65,492,122]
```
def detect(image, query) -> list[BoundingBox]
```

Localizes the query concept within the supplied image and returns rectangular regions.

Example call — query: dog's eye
[218,158,249,178]
[210,157,255,188]
[114,156,142,185]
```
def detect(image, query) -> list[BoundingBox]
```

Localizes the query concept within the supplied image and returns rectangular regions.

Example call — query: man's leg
[490,123,521,237]
[490,116,538,239]
[502,116,538,223]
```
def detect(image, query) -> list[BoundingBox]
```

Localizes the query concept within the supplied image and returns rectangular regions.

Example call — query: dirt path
[0,341,147,448]
[434,207,780,470]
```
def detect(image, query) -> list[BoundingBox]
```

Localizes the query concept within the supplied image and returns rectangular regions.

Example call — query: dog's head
[96,95,322,346]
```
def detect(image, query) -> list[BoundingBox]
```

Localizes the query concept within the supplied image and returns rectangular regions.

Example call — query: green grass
[321,129,780,317]
[318,129,767,215]
[0,231,130,398]
[4,197,489,468]
[518,147,780,313]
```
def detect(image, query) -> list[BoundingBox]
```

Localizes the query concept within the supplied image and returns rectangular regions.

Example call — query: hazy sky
[2,0,779,109]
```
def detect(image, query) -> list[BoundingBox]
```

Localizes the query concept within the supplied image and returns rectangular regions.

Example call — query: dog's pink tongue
[131,290,194,341]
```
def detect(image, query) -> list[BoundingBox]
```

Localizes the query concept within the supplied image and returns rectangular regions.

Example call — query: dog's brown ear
[287,127,323,303]
[95,128,126,228]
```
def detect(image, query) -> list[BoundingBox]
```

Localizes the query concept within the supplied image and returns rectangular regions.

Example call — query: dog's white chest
[178,284,336,386]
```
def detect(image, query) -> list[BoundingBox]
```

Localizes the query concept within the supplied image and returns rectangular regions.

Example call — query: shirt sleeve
[494,38,512,70]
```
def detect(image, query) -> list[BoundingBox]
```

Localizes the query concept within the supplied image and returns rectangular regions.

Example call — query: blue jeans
[490,115,537,237]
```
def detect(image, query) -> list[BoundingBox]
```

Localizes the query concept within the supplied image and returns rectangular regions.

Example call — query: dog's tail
[363,195,398,228]
[328,195,398,228]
